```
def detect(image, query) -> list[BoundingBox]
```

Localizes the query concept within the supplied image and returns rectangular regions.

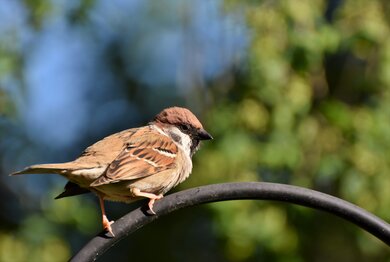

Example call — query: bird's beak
[197,129,213,140]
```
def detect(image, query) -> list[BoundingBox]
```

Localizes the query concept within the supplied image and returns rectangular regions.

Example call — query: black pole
[70,182,390,262]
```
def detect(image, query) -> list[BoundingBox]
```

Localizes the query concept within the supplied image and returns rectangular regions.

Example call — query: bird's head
[153,107,213,155]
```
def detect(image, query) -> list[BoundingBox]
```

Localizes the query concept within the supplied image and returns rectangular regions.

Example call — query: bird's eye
[181,124,190,131]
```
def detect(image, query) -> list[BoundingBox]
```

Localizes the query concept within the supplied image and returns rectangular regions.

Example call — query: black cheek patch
[170,132,182,144]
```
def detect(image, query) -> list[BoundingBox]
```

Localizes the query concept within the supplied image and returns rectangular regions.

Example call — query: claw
[147,194,163,214]
[103,216,115,236]
[99,195,115,237]
[148,199,157,214]
[131,188,164,215]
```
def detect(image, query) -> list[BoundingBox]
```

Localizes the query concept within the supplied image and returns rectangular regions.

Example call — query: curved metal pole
[71,182,390,261]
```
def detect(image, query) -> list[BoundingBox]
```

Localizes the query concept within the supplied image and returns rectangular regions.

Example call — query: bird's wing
[90,127,178,186]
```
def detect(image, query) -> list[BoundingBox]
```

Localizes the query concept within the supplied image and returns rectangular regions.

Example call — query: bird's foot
[148,194,163,215]
[102,215,115,237]
[131,188,164,215]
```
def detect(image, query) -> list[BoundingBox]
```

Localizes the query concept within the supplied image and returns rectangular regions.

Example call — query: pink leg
[99,195,114,236]
[131,188,163,214]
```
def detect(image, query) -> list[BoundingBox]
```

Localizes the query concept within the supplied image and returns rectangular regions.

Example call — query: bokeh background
[1,0,390,261]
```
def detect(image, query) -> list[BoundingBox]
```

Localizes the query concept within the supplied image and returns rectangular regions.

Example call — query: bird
[11,107,213,236]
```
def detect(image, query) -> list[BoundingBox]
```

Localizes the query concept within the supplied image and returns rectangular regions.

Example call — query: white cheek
[180,131,192,152]
[171,127,192,154]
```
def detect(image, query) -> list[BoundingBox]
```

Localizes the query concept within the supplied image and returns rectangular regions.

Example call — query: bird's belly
[93,181,138,202]
[93,169,190,203]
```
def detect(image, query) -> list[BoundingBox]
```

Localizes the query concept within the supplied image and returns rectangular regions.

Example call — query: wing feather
[90,127,178,186]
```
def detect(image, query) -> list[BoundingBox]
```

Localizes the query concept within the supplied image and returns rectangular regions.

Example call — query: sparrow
[11,107,212,236]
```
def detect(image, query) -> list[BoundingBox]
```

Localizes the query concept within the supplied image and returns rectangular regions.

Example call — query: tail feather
[55,181,91,199]
[10,163,76,176]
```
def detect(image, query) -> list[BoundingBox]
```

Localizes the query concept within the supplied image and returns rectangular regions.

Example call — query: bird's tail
[10,162,76,176]
[10,162,93,199]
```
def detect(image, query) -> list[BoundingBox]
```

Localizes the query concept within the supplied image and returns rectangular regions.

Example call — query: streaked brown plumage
[11,107,212,236]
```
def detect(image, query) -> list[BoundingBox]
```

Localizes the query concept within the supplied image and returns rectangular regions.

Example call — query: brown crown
[154,107,203,129]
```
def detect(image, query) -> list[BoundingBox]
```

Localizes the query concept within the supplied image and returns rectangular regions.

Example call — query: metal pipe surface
[71,182,390,261]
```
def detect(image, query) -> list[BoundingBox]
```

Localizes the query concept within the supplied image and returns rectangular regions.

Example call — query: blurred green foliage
[1,0,390,261]
[191,0,390,260]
